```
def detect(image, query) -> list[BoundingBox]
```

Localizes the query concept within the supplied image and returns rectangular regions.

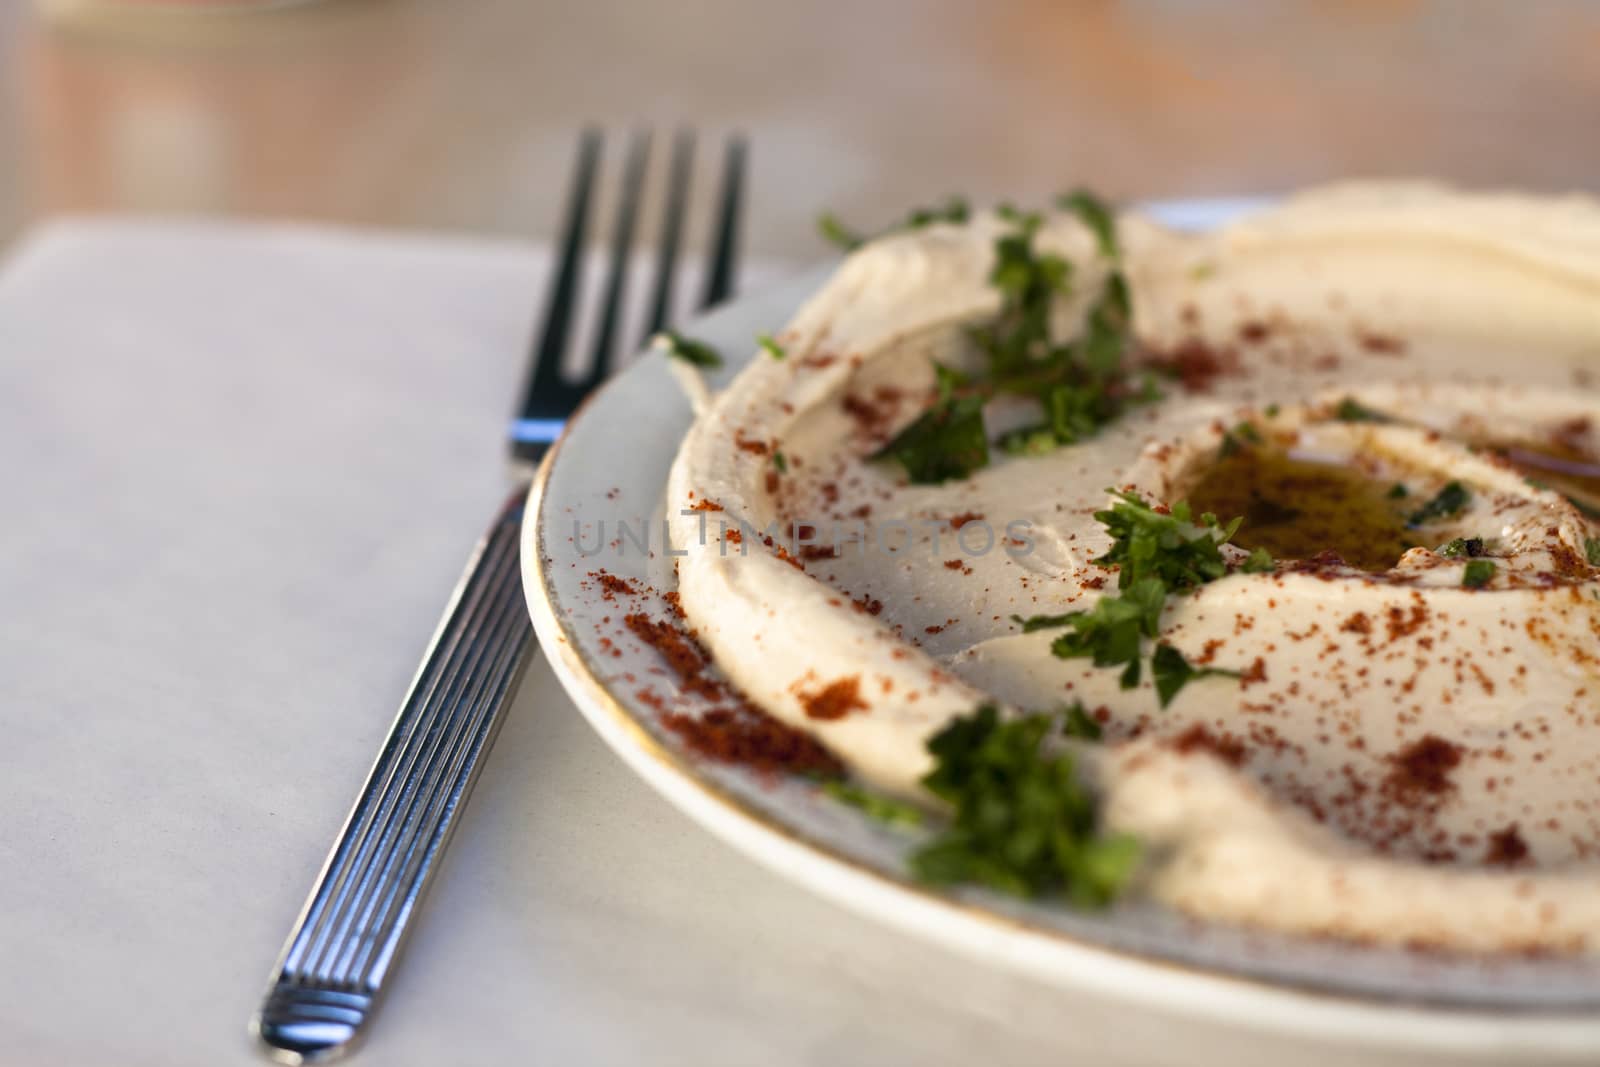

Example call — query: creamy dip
[665,182,1600,953]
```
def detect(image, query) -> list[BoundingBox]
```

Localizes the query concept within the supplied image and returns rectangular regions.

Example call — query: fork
[250,128,747,1065]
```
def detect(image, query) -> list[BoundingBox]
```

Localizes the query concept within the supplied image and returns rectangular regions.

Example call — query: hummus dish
[663,182,1600,956]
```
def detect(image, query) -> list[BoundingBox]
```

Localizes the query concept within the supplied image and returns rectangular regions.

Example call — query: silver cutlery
[251,127,747,1064]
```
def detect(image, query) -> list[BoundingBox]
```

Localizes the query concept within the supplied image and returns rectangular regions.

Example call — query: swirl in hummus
[666,182,1600,954]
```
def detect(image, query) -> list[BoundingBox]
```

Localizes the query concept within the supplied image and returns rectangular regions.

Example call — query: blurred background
[1,0,1598,258]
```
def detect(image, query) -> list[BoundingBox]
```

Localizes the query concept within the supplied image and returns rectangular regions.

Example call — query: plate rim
[519,204,1600,1056]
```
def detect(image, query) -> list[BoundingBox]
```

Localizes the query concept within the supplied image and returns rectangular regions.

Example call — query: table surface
[4,5,1599,1064]
[1,0,1599,258]
[2,218,1509,1067]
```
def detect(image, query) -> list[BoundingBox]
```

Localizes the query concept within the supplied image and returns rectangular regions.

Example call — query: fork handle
[252,486,535,1064]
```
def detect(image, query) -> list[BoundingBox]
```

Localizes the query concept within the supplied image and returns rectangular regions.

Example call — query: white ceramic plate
[521,200,1600,1062]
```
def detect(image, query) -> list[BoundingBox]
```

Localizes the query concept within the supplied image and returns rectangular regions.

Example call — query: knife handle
[251,486,535,1064]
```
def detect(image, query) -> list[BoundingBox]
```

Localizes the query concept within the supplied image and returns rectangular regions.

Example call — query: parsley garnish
[1461,559,1496,588]
[1093,491,1238,592]
[817,196,971,252]
[1019,491,1251,705]
[1219,420,1263,458]
[877,196,1146,484]
[656,331,722,368]
[821,780,925,828]
[1241,546,1276,573]
[1587,537,1600,566]
[772,450,788,474]
[1387,483,1409,499]
[1011,611,1078,633]
[911,704,1139,904]
[1057,188,1118,259]
[1334,397,1386,423]
[1437,536,1484,558]
[1062,701,1103,741]
[872,365,988,483]
[1407,481,1469,527]
[1151,643,1240,708]
[758,332,786,360]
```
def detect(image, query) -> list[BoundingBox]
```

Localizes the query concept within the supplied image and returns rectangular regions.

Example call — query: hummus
[665,182,1600,954]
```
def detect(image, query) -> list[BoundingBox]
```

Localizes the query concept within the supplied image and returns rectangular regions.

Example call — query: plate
[521,200,1600,1062]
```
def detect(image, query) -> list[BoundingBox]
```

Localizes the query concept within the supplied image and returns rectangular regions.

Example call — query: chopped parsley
[821,780,925,828]
[1461,559,1496,588]
[1151,643,1240,708]
[758,332,786,360]
[876,195,1146,484]
[1241,546,1276,573]
[1219,420,1263,457]
[911,704,1139,904]
[1057,188,1118,259]
[1587,536,1600,566]
[1407,481,1470,527]
[1016,491,1251,706]
[1333,397,1387,423]
[772,450,788,474]
[1062,701,1103,741]
[1010,611,1078,633]
[1263,403,1281,418]
[1437,536,1484,558]
[1387,483,1410,499]
[817,196,971,252]
[656,331,722,368]
[871,365,988,484]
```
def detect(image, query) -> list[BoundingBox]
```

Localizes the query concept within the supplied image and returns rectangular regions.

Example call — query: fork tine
[700,133,746,310]
[641,128,695,348]
[581,129,651,390]
[512,128,601,458]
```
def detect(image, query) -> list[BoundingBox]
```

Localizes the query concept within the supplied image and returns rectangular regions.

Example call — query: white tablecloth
[0,218,1374,1067]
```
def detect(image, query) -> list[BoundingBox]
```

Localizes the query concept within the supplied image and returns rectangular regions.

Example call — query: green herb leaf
[1151,643,1240,708]
[1437,536,1484,559]
[773,450,788,474]
[1050,576,1168,689]
[879,193,1140,481]
[1010,612,1077,633]
[1057,188,1118,259]
[1091,490,1238,592]
[657,331,722,368]
[1587,537,1600,566]
[1462,559,1496,588]
[1241,546,1276,573]
[912,704,1139,905]
[817,197,970,252]
[821,779,925,828]
[874,390,989,484]
[1043,490,1252,704]
[1408,481,1470,527]
[1062,701,1103,741]
[817,212,866,251]
[1334,397,1387,423]
[1387,483,1409,499]
[758,332,786,360]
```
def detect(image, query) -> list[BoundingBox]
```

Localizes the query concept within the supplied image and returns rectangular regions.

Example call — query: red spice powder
[947,511,983,530]
[1485,824,1530,867]
[1386,734,1464,799]
[592,572,637,598]
[623,613,718,697]
[661,707,842,776]
[1143,340,1238,392]
[1356,330,1407,356]
[1170,724,1248,767]
[800,676,868,720]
